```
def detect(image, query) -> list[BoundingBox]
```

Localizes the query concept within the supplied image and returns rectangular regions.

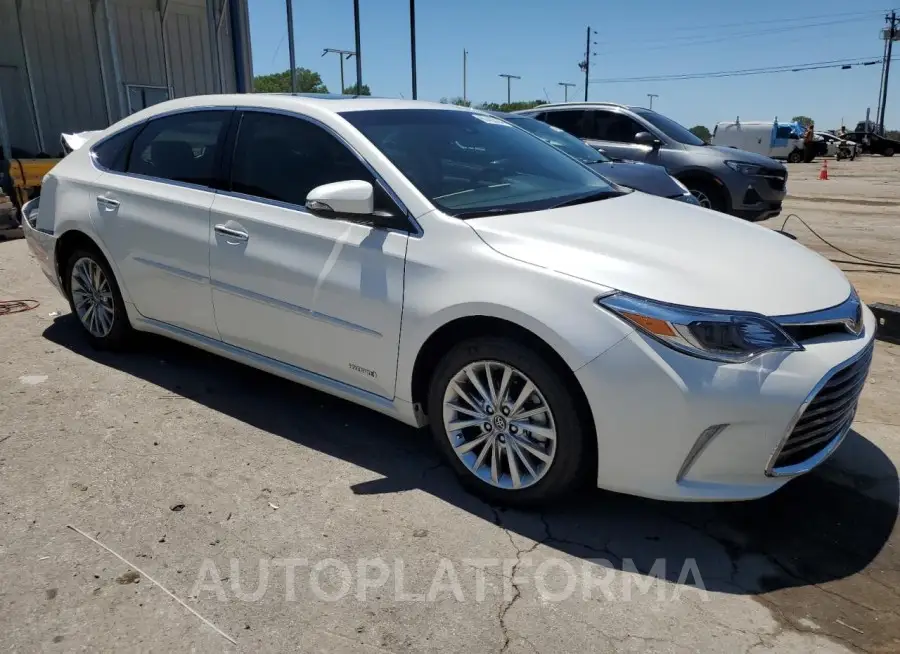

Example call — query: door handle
[214,224,249,242]
[97,195,119,210]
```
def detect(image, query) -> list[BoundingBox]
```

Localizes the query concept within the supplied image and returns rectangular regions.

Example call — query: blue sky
[247,0,899,131]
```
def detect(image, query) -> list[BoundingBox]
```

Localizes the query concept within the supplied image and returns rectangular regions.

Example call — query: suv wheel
[64,248,132,349]
[427,337,588,506]
[787,149,803,164]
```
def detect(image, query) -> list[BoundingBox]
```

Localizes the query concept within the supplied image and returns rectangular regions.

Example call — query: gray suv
[517,103,787,221]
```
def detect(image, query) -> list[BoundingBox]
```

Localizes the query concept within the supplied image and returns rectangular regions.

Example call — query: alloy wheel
[442,361,557,490]
[70,257,115,338]
[690,189,712,209]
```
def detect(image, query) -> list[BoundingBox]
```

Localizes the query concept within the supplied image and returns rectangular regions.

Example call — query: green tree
[689,125,711,142]
[477,100,546,112]
[792,115,814,128]
[343,84,371,96]
[252,68,328,94]
[440,97,471,107]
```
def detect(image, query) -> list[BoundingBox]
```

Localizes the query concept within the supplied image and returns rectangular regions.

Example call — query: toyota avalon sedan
[22,94,873,505]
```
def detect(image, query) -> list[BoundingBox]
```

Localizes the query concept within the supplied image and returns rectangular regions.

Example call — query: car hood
[468,192,850,316]
[588,161,685,198]
[702,145,785,168]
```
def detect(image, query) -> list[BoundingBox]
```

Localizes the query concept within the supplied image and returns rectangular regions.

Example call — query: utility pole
[463,49,468,104]
[285,0,296,92]
[578,27,597,101]
[322,49,356,92]
[878,10,898,133]
[409,0,417,99]
[558,82,575,102]
[647,93,658,109]
[353,0,362,96]
[499,74,520,105]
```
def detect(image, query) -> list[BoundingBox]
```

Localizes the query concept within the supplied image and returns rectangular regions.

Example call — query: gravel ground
[1,159,899,652]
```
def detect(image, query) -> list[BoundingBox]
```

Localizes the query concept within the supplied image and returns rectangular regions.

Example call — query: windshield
[502,115,611,164]
[340,109,617,217]
[632,109,705,146]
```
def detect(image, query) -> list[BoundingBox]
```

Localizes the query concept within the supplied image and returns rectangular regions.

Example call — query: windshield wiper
[549,189,626,209]
[452,207,524,219]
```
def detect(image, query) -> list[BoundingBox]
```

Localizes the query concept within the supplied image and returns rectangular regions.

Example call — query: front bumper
[726,170,787,221]
[576,304,876,501]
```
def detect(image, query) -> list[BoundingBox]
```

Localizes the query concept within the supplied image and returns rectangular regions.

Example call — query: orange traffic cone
[818,159,829,180]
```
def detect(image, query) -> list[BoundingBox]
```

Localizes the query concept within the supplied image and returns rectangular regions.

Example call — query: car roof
[127,93,472,118]
[521,102,646,112]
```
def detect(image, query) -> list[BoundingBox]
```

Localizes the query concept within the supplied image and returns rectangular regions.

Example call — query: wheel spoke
[447,417,486,432]
[450,381,480,411]
[506,443,521,488]
[472,435,494,471]
[511,405,548,421]
[509,439,537,478]
[490,439,500,484]
[454,431,490,455]
[447,402,483,419]
[509,380,535,416]
[485,362,499,404]
[512,421,556,441]
[496,366,513,406]
[464,365,491,407]
[515,438,552,464]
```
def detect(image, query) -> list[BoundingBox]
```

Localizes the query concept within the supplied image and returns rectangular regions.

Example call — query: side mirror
[634,131,661,149]
[306,180,374,217]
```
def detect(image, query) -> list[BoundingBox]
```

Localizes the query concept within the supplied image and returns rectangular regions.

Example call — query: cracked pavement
[2,230,900,653]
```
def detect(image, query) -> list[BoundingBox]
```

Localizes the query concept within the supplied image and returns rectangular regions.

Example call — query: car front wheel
[64,248,132,349]
[427,337,588,505]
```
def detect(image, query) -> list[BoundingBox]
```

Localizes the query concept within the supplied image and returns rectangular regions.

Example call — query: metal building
[0,0,253,157]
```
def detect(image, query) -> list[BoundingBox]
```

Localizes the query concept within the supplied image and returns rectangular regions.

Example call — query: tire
[685,180,726,213]
[427,337,589,506]
[787,149,803,164]
[64,247,133,350]
[883,147,894,157]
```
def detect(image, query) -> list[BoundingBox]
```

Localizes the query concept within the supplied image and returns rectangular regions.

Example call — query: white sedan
[22,94,874,505]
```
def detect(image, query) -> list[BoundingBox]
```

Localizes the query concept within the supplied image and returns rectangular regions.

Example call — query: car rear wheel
[787,149,803,164]
[64,248,132,350]
[883,146,895,157]
[427,337,588,506]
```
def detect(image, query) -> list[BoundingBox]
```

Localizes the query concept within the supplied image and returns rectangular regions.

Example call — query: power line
[596,16,880,54]
[591,56,889,84]
[639,7,897,36]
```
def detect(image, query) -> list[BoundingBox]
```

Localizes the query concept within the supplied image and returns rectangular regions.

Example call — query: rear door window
[593,110,644,143]
[542,110,589,137]
[126,110,231,186]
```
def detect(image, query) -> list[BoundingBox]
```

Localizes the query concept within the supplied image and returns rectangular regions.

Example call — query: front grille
[771,342,873,470]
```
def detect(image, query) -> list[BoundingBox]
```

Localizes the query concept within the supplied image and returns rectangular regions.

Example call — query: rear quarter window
[91,124,144,172]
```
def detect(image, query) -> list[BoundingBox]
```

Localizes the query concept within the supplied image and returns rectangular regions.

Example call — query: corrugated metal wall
[0,0,251,156]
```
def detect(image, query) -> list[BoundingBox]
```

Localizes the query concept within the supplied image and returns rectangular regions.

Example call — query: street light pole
[409,0,417,99]
[499,73,520,105]
[322,48,356,92]
[353,0,362,96]
[647,93,658,109]
[558,82,575,102]
[285,0,296,92]
[463,49,468,104]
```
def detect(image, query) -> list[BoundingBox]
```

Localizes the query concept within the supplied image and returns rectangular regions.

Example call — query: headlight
[725,161,763,176]
[598,293,801,363]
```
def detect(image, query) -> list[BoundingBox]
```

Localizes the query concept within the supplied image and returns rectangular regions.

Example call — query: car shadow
[43,316,899,603]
